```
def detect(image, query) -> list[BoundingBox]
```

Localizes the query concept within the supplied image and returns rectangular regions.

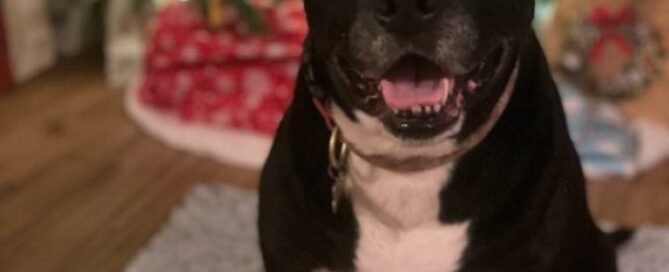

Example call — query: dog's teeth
[423,106,431,114]
[412,106,421,115]
[392,109,399,114]
[434,105,442,113]
[467,80,479,92]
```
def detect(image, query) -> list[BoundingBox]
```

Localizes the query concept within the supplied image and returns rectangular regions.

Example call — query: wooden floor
[0,57,667,272]
[0,57,258,272]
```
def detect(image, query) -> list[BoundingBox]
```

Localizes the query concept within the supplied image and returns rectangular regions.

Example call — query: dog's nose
[374,0,438,33]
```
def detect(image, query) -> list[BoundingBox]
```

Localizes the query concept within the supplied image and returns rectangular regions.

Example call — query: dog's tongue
[380,79,451,109]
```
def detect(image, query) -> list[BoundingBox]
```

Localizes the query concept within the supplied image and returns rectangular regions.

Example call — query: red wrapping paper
[138,1,307,135]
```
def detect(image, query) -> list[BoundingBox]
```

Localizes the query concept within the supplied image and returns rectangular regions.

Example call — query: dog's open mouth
[371,47,505,139]
[379,55,464,119]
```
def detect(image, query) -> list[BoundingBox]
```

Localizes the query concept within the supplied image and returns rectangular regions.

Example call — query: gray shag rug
[125,183,669,272]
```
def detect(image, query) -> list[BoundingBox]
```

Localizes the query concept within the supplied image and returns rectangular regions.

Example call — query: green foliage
[195,0,282,33]
[131,0,281,33]
[228,0,267,32]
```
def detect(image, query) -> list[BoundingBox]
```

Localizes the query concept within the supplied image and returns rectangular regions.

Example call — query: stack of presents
[124,0,307,168]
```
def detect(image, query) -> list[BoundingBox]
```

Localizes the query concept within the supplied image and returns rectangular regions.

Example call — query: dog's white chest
[346,155,470,272]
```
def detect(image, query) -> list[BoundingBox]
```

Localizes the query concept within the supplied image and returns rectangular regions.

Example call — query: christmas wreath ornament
[559,4,665,100]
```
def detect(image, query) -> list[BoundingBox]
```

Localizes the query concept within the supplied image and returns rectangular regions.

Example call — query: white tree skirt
[125,83,273,170]
[126,183,669,272]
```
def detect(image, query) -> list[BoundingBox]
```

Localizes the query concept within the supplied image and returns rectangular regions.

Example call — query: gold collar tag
[328,127,349,214]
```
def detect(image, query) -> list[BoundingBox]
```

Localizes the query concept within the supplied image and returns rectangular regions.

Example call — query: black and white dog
[259,0,617,271]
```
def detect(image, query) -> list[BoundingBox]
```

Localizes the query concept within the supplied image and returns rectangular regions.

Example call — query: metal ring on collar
[328,126,349,174]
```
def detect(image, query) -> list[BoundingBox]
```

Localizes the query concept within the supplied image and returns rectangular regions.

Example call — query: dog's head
[303,0,535,169]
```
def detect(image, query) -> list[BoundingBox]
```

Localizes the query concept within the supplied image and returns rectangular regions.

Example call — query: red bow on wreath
[588,5,635,61]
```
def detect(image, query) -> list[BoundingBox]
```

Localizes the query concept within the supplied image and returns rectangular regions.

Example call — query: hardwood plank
[588,160,669,227]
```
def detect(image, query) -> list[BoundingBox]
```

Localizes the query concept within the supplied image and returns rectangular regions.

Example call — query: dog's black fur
[259,0,617,271]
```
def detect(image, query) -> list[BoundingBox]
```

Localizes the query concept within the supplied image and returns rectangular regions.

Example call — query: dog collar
[301,42,352,213]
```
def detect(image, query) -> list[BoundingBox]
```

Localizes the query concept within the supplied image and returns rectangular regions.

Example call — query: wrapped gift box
[127,0,307,168]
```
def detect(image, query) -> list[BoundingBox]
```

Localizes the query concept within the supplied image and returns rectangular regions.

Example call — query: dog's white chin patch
[332,65,519,164]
